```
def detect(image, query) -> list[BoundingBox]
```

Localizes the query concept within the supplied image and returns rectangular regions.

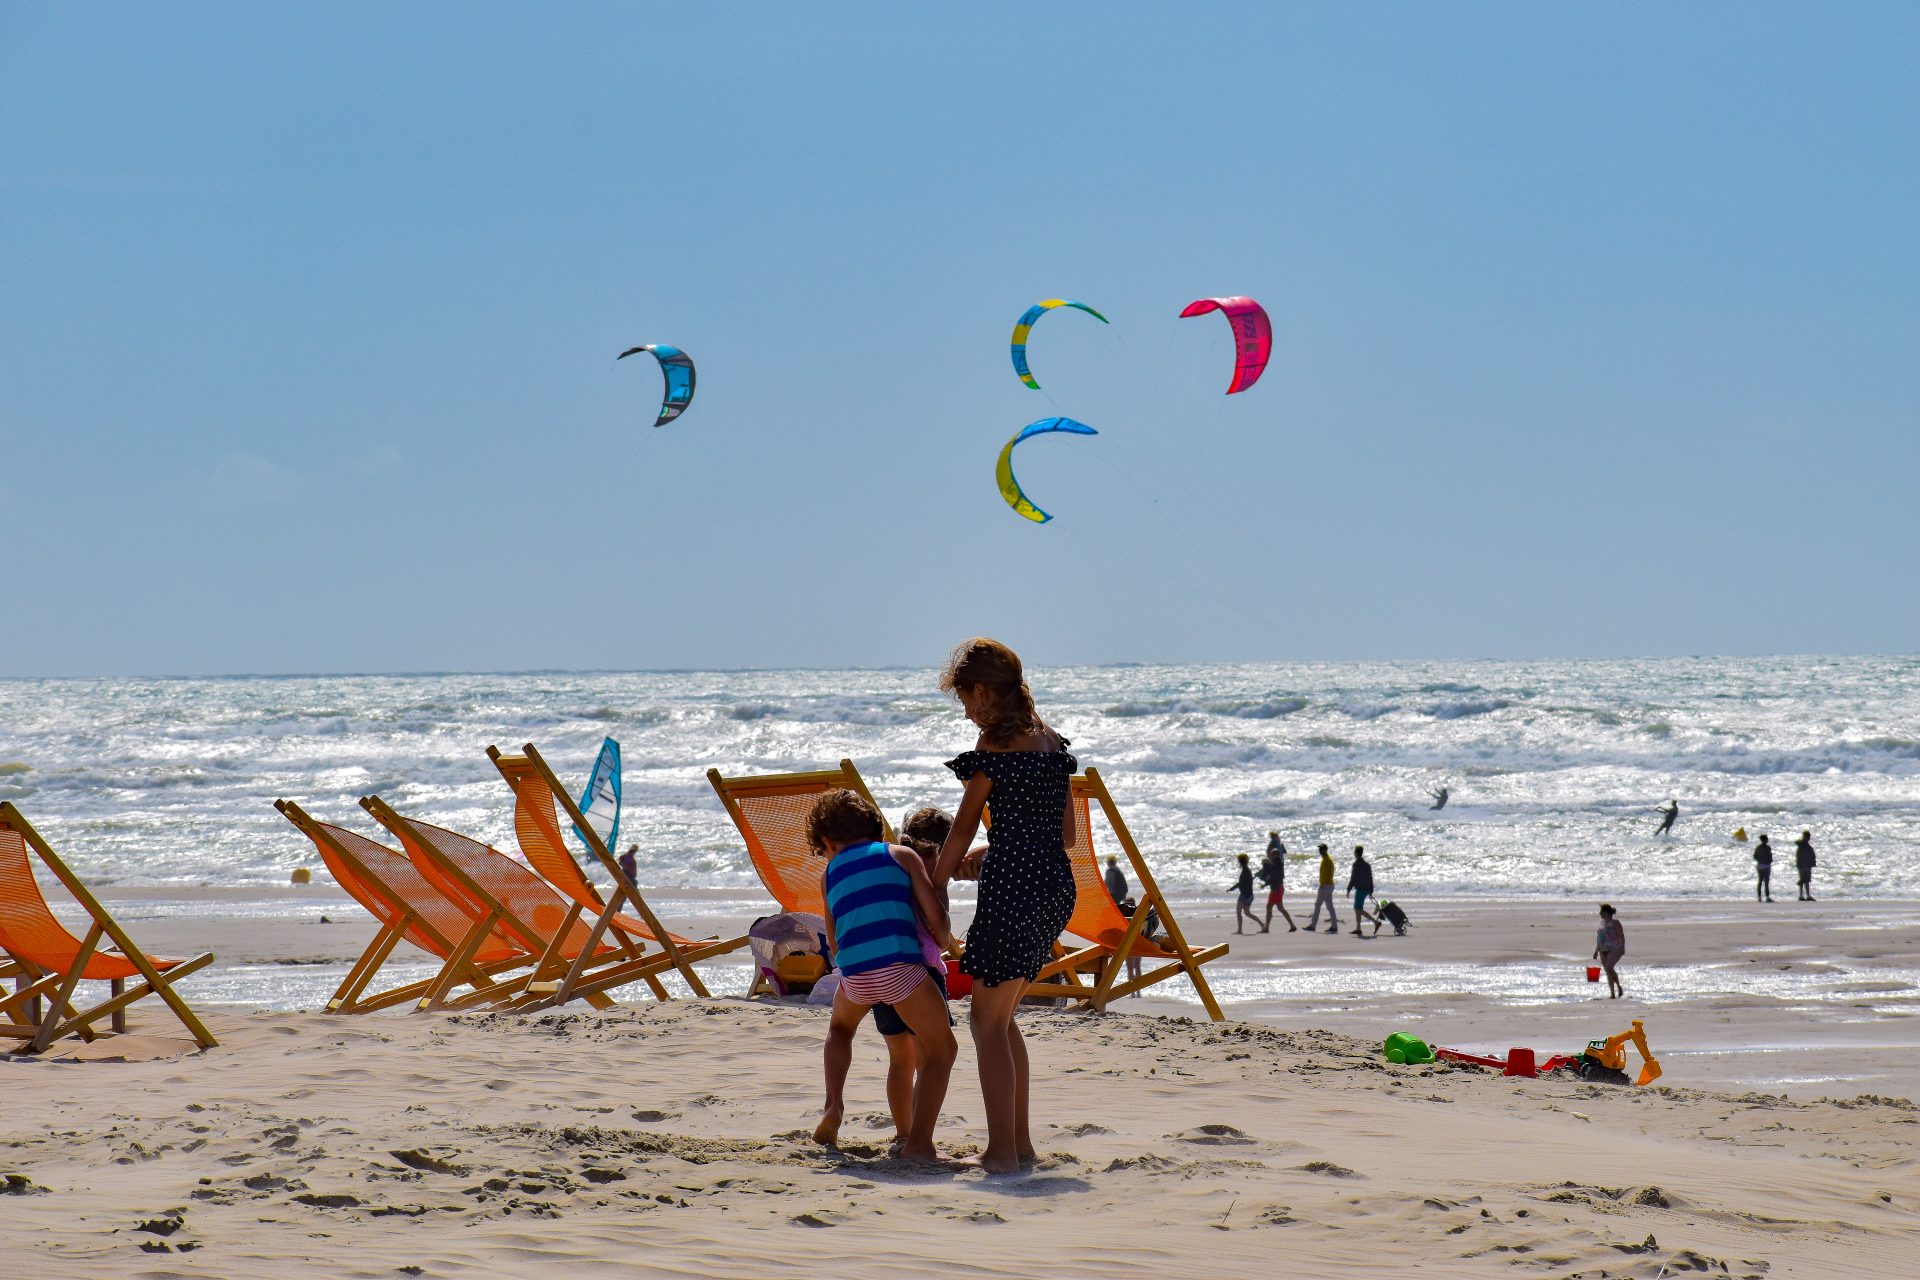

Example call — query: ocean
[2,655,1915,901]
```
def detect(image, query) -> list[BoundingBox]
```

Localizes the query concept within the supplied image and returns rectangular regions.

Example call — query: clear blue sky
[2,4,1915,676]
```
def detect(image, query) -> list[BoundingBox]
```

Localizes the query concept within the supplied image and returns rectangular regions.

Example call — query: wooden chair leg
[111,978,126,1033]
[29,923,103,1053]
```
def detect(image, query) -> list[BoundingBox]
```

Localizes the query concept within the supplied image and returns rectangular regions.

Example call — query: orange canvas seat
[706,761,894,917]
[0,803,217,1053]
[275,799,535,1013]
[489,743,745,1002]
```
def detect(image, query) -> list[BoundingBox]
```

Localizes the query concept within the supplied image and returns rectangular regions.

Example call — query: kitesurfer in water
[1655,800,1679,837]
[1427,786,1449,811]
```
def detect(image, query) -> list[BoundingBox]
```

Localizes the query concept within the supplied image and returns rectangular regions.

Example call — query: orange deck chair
[359,796,731,1011]
[1020,768,1228,1019]
[705,761,895,994]
[275,800,537,1013]
[705,761,894,917]
[0,803,217,1053]
[487,742,747,1001]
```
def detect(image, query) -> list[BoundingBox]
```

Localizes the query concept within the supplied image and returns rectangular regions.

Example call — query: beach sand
[5,891,1918,1277]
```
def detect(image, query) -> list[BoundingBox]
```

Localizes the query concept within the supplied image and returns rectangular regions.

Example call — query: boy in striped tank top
[809,789,958,1162]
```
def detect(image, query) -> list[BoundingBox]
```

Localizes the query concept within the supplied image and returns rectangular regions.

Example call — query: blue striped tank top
[823,841,924,976]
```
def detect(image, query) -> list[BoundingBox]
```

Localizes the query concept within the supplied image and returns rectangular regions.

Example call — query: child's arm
[894,844,954,951]
[936,772,991,885]
[823,899,837,959]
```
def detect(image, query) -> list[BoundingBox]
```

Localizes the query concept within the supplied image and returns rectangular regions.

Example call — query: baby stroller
[1371,898,1411,937]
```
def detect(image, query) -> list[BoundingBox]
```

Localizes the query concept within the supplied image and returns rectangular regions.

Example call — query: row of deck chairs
[288,745,1226,1021]
[2,745,1227,1054]
[276,744,747,1014]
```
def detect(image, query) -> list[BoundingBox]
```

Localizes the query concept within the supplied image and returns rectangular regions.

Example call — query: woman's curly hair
[940,636,1040,748]
[805,788,885,856]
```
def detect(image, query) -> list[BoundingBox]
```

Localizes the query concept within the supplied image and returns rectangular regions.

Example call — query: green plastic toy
[1383,1031,1435,1065]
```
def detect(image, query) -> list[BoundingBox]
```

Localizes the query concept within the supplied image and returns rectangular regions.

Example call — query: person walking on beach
[1231,853,1260,934]
[810,790,957,1161]
[1345,845,1378,938]
[618,843,639,886]
[1593,904,1625,998]
[1795,831,1817,901]
[934,637,1078,1175]
[1655,799,1680,837]
[1753,834,1775,902]
[1258,842,1296,932]
[1304,843,1339,933]
[1104,855,1128,904]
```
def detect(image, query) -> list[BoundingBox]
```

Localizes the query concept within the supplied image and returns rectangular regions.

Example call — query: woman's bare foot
[812,1103,843,1146]
[972,1148,1024,1176]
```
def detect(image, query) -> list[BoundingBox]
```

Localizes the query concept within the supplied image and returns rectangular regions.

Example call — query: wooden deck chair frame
[360,796,734,1012]
[487,742,747,1004]
[1020,767,1228,1019]
[0,803,218,1053]
[706,761,895,996]
[274,800,537,1013]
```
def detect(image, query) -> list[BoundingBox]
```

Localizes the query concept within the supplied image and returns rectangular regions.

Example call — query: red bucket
[945,958,973,1000]
[1586,965,1601,983]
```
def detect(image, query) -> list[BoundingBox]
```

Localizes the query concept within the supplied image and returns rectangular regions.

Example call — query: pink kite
[1179,296,1272,395]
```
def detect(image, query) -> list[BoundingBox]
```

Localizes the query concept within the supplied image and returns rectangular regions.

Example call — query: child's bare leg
[891,981,957,1161]
[1009,1009,1035,1163]
[883,1032,919,1144]
[815,989,868,1146]
[967,978,1027,1174]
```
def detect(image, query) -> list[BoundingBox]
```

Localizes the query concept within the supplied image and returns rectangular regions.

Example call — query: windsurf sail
[572,736,622,856]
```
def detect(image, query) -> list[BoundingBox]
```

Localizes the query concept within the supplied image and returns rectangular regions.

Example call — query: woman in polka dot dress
[934,637,1077,1175]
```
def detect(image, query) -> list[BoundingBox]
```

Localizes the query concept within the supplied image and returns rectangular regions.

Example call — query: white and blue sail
[572,736,622,857]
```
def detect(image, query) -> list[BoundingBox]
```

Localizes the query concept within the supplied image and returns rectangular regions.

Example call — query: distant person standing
[1655,800,1679,837]
[1232,853,1260,934]
[1345,845,1378,938]
[1593,904,1625,998]
[1103,855,1128,904]
[1753,834,1774,902]
[1795,831,1817,901]
[1427,786,1449,811]
[618,843,639,885]
[1266,830,1287,863]
[1257,843,1295,933]
[1304,843,1339,934]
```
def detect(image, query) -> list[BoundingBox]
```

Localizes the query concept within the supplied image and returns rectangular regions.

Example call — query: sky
[1,4,1916,676]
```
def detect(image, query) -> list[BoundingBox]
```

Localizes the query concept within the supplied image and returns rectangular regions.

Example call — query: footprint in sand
[1291,1160,1363,1179]
[1169,1124,1257,1146]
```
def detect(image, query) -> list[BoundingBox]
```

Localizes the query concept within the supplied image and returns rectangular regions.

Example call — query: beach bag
[748,912,828,996]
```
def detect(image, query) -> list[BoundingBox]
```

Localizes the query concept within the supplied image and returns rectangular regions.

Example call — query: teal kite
[996,417,1098,523]
[1009,300,1108,390]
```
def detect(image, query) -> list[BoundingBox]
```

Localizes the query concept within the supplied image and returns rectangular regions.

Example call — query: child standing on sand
[1593,903,1626,998]
[934,637,1078,1175]
[810,790,957,1161]
[856,806,961,1148]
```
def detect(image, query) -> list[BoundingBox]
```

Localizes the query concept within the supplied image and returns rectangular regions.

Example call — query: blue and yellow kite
[1009,299,1108,390]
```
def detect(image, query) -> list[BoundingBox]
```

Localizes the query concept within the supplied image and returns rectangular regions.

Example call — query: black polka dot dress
[947,742,1078,987]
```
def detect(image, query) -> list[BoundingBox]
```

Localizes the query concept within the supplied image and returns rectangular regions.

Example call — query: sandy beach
[7,886,1916,1278]
[6,999,1915,1279]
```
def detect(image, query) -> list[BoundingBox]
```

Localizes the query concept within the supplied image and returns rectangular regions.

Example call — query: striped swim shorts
[840,961,930,1007]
